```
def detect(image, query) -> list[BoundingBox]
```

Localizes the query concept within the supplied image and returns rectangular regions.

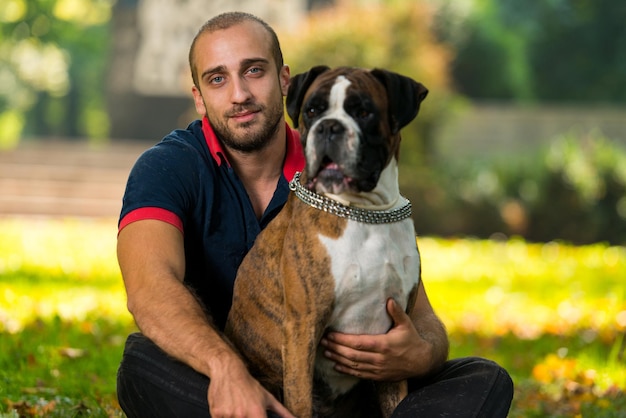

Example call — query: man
[116,11,513,418]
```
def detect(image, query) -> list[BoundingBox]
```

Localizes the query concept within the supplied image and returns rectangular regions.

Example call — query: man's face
[191,21,290,153]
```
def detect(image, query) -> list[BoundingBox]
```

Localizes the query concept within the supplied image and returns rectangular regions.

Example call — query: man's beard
[211,99,283,153]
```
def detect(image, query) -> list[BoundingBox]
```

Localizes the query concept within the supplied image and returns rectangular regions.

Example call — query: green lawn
[1,219,625,417]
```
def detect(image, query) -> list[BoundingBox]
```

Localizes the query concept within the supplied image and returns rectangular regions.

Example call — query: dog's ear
[286,65,330,128]
[370,69,428,134]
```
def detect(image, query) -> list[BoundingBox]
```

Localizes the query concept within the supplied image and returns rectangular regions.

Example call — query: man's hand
[320,298,435,382]
[208,356,295,418]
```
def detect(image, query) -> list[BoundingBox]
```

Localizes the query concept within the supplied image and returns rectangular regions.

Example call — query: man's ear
[279,65,291,97]
[192,85,206,116]
[370,69,428,134]
[286,65,330,128]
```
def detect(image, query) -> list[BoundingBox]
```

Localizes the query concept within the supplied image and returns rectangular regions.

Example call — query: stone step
[0,140,151,218]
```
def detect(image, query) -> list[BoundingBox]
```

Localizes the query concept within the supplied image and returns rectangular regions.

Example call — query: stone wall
[436,103,626,160]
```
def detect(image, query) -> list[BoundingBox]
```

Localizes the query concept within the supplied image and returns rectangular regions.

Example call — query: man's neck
[225,123,287,218]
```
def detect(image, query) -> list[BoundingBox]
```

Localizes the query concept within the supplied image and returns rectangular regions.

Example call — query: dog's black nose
[316,119,345,141]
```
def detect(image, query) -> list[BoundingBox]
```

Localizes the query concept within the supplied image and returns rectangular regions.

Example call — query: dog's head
[286,66,428,195]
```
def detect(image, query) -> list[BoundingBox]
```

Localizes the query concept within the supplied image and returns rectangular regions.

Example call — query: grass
[420,237,626,417]
[0,218,134,417]
[1,218,625,417]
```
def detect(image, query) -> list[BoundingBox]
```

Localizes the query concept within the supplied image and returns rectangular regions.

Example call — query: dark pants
[117,333,513,417]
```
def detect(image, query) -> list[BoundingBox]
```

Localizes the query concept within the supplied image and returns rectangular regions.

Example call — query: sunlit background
[1,0,625,243]
[1,0,625,416]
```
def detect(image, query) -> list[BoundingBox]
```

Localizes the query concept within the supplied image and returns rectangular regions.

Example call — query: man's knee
[469,358,514,417]
[396,357,513,418]
[116,333,211,418]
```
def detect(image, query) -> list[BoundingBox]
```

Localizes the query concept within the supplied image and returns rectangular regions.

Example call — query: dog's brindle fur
[225,66,428,418]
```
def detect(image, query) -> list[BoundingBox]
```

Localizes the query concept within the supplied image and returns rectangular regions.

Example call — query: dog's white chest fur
[314,218,420,396]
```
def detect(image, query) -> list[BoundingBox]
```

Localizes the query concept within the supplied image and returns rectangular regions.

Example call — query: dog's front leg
[282,314,318,418]
[280,254,335,417]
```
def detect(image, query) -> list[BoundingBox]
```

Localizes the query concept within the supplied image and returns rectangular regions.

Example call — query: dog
[225,66,428,417]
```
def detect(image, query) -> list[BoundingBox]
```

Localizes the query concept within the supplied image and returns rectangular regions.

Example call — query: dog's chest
[317,218,420,335]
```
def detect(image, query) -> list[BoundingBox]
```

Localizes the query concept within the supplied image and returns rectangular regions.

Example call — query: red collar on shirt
[201,116,304,181]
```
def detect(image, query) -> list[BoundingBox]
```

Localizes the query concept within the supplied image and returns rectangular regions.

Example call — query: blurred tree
[0,0,112,147]
[525,0,626,102]
[449,17,532,101]
[437,0,626,103]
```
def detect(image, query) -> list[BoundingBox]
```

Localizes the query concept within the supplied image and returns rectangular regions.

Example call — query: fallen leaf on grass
[59,347,87,359]
[69,400,92,415]
[5,399,57,417]
[532,354,578,383]
[21,387,57,395]
[525,354,626,416]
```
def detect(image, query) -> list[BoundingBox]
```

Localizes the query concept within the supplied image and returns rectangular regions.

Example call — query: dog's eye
[355,108,372,120]
[305,105,326,118]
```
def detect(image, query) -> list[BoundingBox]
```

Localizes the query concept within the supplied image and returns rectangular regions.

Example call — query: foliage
[434,0,532,101]
[523,0,626,103]
[1,219,625,416]
[528,131,626,244]
[403,130,626,244]
[436,0,626,103]
[0,0,113,147]
[279,0,457,165]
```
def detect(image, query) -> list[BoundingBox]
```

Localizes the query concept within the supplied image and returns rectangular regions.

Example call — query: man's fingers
[266,393,295,418]
[323,331,381,352]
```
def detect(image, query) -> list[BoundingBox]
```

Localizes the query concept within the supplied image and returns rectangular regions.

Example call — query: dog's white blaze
[314,219,420,397]
[327,76,352,116]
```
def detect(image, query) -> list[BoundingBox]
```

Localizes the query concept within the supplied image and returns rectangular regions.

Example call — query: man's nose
[230,77,252,103]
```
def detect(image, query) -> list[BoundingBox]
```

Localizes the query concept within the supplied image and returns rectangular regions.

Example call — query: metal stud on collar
[289,172,412,224]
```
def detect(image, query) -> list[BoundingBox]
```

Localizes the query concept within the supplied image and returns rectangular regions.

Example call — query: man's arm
[320,280,449,381]
[117,219,294,417]
[408,280,450,375]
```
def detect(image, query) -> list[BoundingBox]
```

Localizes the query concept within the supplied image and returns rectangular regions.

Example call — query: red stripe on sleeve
[118,207,184,234]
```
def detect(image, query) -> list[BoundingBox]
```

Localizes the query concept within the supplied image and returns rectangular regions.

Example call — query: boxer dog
[225,66,428,417]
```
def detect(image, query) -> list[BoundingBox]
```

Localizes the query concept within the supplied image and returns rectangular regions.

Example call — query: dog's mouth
[305,157,355,193]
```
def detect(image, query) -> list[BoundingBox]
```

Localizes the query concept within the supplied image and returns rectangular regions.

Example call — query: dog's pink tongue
[316,162,356,192]
[319,162,344,181]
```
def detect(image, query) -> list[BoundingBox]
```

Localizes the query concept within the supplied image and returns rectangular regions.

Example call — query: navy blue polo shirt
[119,116,304,330]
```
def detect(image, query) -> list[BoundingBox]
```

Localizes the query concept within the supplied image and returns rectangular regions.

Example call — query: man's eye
[247,67,263,76]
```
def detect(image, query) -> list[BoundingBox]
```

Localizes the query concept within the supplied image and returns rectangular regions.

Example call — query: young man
[116,11,513,418]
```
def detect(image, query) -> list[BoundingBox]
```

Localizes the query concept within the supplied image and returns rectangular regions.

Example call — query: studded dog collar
[289,172,412,224]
